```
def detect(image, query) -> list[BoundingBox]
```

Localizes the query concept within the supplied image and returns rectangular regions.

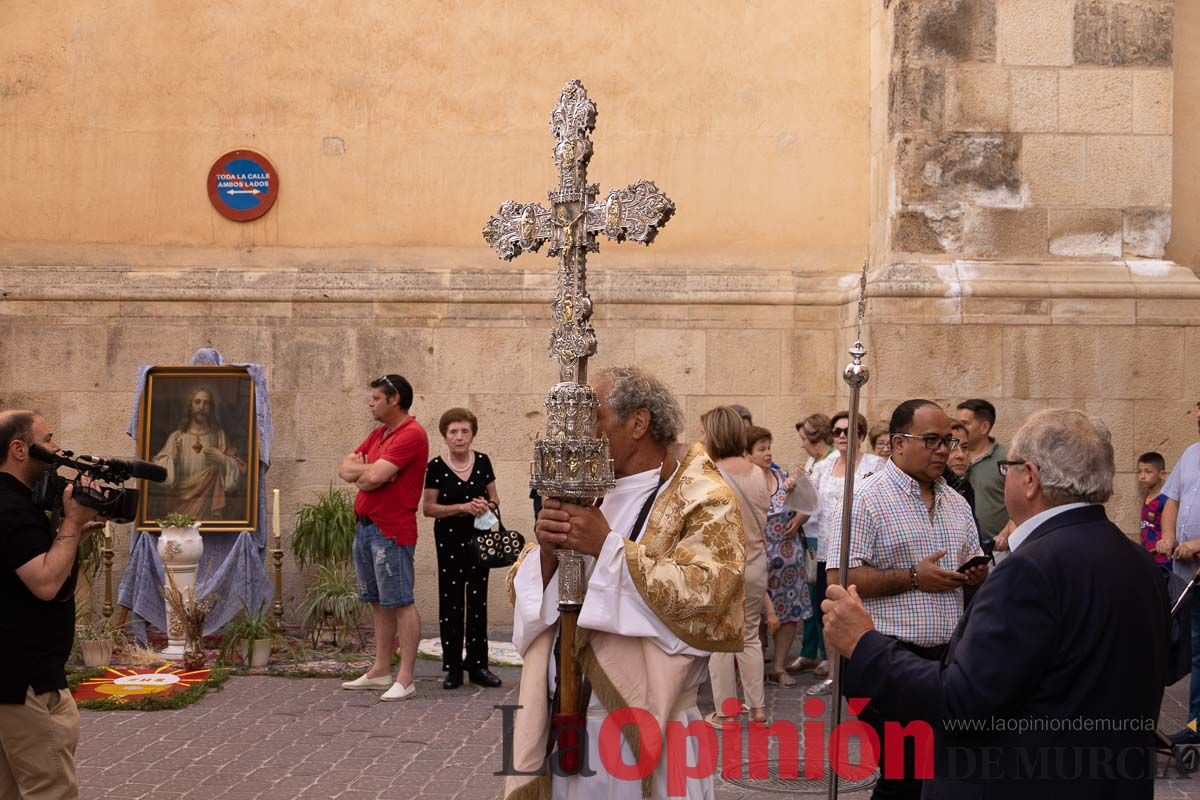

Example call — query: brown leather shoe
[785,656,820,674]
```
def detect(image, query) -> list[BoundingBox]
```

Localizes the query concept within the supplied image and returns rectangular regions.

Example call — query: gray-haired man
[823,409,1169,799]
[505,366,746,800]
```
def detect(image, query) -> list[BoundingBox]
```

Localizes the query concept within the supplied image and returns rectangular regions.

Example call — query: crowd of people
[325,375,1019,713]
[329,372,1197,798]
[4,366,1197,799]
[327,373,1037,720]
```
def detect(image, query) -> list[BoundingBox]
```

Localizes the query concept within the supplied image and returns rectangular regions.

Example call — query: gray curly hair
[595,366,685,448]
[1010,408,1115,505]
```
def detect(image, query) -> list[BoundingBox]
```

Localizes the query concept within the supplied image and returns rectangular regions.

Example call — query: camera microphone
[95,457,168,483]
[28,444,167,483]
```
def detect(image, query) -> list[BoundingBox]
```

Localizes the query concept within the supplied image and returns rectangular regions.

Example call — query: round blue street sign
[207,150,279,221]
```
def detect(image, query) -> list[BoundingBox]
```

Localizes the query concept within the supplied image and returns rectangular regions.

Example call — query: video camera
[29,444,167,524]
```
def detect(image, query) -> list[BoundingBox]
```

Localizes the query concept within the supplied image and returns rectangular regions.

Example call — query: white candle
[273,488,281,547]
[105,522,113,549]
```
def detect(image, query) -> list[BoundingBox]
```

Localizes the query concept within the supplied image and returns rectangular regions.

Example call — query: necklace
[446,451,474,474]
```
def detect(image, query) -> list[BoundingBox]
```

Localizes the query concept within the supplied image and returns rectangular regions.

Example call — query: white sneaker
[341,673,393,691]
[380,681,416,701]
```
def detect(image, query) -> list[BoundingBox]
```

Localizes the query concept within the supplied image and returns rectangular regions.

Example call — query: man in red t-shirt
[337,374,429,701]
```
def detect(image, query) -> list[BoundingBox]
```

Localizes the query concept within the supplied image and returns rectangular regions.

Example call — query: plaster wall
[0,0,870,272]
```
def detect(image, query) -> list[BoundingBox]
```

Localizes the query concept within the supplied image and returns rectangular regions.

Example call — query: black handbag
[471,507,526,569]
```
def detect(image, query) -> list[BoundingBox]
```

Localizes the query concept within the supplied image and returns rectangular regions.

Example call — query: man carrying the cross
[504,366,746,800]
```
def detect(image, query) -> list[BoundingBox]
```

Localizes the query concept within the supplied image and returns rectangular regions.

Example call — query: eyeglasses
[997,459,1030,477]
[832,426,850,438]
[378,374,399,397]
[893,433,960,451]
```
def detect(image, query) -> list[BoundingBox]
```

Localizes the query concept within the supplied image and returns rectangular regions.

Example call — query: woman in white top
[790,413,835,675]
[789,410,886,690]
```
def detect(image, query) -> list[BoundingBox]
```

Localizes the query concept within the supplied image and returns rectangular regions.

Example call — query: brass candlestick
[272,488,284,629]
[102,523,115,622]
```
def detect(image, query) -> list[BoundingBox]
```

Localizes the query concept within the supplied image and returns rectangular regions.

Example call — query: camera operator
[0,410,100,800]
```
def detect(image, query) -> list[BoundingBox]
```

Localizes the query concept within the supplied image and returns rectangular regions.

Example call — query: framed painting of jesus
[134,366,259,533]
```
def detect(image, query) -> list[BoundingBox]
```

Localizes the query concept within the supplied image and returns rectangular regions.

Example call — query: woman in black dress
[422,408,502,689]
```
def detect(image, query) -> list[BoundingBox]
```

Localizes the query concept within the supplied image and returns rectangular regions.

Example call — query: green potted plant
[291,487,361,645]
[158,511,199,530]
[291,486,355,569]
[220,603,273,667]
[298,563,363,647]
[75,608,125,668]
[74,532,104,611]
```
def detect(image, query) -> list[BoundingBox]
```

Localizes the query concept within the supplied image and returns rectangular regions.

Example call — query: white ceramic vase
[158,523,203,660]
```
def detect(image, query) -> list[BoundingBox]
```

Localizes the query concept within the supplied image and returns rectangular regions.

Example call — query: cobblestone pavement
[78,659,1200,800]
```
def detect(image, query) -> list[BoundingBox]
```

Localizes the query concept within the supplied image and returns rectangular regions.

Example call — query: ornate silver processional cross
[482,82,674,746]
[482,79,674,511]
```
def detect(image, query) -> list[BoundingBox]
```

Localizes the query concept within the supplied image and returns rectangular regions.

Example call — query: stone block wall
[4,260,1197,636]
[0,266,846,637]
[1170,0,1200,267]
[878,0,1175,262]
[850,258,1200,554]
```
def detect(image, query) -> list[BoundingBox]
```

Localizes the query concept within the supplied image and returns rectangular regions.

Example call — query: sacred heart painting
[135,366,258,533]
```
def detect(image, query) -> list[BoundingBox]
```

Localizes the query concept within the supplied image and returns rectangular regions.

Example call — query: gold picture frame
[135,366,259,533]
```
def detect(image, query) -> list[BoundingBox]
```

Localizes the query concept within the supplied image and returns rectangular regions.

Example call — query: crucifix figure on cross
[482,80,675,774]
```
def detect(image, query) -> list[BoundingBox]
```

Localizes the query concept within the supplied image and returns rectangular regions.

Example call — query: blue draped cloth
[117,348,275,640]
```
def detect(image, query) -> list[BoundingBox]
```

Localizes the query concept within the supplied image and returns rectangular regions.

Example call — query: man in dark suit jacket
[823,408,1169,799]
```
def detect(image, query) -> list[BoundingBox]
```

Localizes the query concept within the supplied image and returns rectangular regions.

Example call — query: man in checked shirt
[826,399,987,800]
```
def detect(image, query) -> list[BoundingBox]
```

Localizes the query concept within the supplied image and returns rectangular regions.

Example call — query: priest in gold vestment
[505,366,746,800]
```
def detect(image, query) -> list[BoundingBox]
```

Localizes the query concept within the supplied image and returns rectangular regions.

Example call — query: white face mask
[474,509,499,530]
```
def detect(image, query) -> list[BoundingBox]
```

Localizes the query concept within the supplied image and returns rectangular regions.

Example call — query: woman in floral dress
[747,426,812,687]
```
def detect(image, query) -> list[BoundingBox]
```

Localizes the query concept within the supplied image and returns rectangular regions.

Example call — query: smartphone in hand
[957,554,993,574]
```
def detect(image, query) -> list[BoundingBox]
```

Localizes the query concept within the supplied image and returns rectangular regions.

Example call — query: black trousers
[813,560,828,628]
[859,639,948,800]
[434,530,490,671]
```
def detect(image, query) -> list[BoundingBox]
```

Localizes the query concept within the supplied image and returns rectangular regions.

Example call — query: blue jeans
[352,519,415,608]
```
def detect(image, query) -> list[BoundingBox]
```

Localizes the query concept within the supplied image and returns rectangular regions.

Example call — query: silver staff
[828,260,870,800]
